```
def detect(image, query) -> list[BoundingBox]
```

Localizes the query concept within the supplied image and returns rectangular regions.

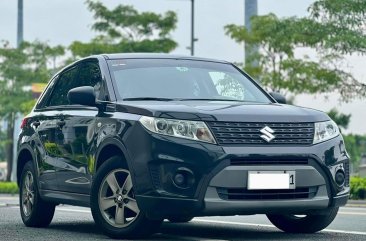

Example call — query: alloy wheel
[98,169,140,228]
[22,171,35,217]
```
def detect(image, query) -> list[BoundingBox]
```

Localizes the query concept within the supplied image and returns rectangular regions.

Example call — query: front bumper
[123,125,350,219]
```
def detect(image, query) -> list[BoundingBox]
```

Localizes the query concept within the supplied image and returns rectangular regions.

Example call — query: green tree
[0,41,64,181]
[225,0,366,101]
[327,108,351,131]
[70,0,178,58]
[325,108,366,170]
[0,129,6,162]
[344,135,366,171]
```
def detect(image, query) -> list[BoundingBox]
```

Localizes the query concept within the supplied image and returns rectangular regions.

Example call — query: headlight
[313,120,340,144]
[139,116,216,144]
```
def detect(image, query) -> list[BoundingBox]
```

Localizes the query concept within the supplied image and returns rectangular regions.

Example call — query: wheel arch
[17,145,36,185]
[95,138,132,174]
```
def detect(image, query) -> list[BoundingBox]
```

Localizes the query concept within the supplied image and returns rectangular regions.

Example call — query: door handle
[32,121,40,128]
[56,120,66,128]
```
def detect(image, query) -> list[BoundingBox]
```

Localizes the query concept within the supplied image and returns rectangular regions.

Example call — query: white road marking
[57,208,90,214]
[0,196,18,200]
[339,211,366,216]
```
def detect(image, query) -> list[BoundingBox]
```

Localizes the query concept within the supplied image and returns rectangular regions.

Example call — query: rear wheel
[91,156,162,239]
[267,208,339,233]
[19,161,55,227]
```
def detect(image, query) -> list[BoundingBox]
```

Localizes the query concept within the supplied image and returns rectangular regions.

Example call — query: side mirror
[270,92,287,104]
[68,86,96,107]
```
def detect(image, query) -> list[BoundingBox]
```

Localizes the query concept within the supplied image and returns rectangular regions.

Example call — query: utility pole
[244,0,258,66]
[190,0,195,56]
[7,0,24,181]
[17,0,24,48]
[169,0,197,55]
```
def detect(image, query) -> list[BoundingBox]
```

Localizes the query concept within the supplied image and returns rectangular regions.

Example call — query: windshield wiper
[178,98,245,102]
[122,97,177,101]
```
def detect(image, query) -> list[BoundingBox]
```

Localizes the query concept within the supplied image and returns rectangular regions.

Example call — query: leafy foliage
[350,176,366,200]
[309,0,366,54]
[0,130,6,162]
[327,108,351,130]
[225,0,366,101]
[70,0,178,58]
[0,41,65,117]
[326,109,365,169]
[0,182,19,194]
[344,134,366,170]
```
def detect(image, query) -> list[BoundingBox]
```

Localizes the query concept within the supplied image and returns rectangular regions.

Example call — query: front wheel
[266,208,339,233]
[90,156,162,239]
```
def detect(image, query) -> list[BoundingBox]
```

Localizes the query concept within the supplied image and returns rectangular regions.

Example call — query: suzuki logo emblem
[260,126,275,142]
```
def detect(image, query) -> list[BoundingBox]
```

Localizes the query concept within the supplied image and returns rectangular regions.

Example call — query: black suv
[17,54,349,239]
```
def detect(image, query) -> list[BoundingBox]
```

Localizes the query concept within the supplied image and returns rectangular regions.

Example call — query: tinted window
[48,67,78,106]
[36,76,58,109]
[47,61,103,107]
[108,59,271,103]
[78,62,103,99]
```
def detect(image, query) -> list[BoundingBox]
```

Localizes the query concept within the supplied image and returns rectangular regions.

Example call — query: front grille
[231,157,309,166]
[208,122,314,145]
[344,161,350,186]
[217,187,317,200]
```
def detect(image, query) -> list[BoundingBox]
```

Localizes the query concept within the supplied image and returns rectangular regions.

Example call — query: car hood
[114,101,329,122]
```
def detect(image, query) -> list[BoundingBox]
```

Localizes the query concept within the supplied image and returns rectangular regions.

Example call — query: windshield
[108,59,272,103]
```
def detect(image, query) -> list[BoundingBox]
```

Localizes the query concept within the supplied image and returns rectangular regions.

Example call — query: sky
[0,0,365,134]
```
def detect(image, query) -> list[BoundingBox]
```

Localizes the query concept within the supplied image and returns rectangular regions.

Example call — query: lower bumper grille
[217,187,318,200]
[231,157,309,166]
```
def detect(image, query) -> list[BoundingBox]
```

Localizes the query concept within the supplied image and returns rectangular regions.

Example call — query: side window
[47,67,78,107]
[36,76,58,109]
[77,62,103,100]
[46,61,104,107]
[209,72,245,100]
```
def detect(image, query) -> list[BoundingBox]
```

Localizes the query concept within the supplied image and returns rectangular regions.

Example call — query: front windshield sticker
[110,60,127,67]
[176,67,189,72]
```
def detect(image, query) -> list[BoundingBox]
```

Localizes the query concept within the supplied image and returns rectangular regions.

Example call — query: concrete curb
[348,199,366,204]
[347,199,366,207]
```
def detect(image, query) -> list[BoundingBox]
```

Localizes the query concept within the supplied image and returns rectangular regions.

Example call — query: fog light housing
[174,173,185,186]
[335,170,345,187]
[173,168,195,189]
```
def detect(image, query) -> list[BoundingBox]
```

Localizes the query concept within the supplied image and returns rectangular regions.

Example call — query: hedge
[0,178,366,199]
[0,182,19,194]
[350,176,366,200]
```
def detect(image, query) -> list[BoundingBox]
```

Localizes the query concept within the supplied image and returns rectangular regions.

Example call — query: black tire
[168,216,194,223]
[90,156,162,239]
[19,161,55,227]
[267,207,339,233]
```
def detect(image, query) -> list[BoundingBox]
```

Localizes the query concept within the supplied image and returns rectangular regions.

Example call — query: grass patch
[0,182,19,194]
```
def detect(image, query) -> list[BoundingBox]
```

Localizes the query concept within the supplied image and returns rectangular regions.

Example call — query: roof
[101,53,230,64]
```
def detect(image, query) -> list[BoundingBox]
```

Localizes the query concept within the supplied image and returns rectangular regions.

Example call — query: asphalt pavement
[0,195,365,241]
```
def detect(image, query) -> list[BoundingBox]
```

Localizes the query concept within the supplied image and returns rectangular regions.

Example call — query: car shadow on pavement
[157,222,331,241]
[47,221,331,241]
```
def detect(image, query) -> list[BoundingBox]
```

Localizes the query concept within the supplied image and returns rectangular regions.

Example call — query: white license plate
[248,171,296,190]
